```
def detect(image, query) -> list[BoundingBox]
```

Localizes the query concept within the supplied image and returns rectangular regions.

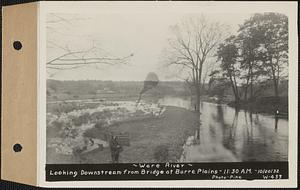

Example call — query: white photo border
[37,1,298,188]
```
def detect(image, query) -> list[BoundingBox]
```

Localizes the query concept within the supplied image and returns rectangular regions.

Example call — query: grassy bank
[47,106,199,164]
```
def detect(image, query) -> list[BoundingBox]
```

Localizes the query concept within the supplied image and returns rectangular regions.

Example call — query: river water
[158,96,288,162]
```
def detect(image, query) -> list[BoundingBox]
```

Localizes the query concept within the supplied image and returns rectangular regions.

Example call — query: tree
[208,77,231,99]
[255,13,288,97]
[216,35,240,103]
[201,59,217,93]
[238,13,288,98]
[46,14,133,72]
[164,16,225,112]
[236,21,263,100]
[46,45,133,70]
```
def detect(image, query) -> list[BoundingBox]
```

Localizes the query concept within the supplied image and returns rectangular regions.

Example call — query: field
[46,80,198,163]
[47,105,198,163]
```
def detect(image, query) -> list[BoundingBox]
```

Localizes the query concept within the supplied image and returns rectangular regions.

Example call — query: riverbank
[227,96,288,116]
[200,95,288,116]
[47,106,199,163]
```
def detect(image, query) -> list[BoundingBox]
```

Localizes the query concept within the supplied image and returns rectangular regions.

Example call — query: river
[158,96,288,162]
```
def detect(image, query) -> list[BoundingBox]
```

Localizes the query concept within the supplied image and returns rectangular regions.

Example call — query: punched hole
[13,143,22,152]
[13,41,22,50]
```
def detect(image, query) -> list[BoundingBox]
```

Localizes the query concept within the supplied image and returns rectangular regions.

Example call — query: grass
[46,106,199,164]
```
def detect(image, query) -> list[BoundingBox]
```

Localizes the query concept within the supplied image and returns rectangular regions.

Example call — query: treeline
[47,79,189,98]
[210,13,288,103]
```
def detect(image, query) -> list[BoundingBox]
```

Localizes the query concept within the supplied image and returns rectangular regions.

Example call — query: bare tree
[46,14,133,72]
[201,59,217,92]
[164,16,226,112]
[46,44,133,70]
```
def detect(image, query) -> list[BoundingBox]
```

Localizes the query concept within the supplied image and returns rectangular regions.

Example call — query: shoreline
[200,96,288,118]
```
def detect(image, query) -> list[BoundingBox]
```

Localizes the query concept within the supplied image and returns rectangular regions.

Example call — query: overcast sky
[47,12,252,81]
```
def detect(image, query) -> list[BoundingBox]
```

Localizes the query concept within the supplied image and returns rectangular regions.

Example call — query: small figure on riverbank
[109,135,123,163]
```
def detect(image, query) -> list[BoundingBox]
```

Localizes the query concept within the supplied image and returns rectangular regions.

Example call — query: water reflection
[275,117,279,132]
[159,96,288,162]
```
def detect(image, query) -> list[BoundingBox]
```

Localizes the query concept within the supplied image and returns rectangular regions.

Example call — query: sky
[46,11,253,81]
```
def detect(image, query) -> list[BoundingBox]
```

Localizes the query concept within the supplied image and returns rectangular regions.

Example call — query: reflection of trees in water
[244,111,248,125]
[245,111,254,143]
[249,112,253,126]
[196,101,287,161]
[223,108,239,154]
[241,111,255,160]
[210,105,239,154]
[228,110,276,161]
[209,105,223,143]
[216,105,225,123]
[209,105,280,161]
[274,116,279,132]
[200,101,204,109]
[194,112,201,143]
[253,114,267,146]
[196,101,204,142]
[240,111,279,161]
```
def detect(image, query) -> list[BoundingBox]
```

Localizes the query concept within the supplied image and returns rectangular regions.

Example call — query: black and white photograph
[45,6,289,164]
[40,2,297,185]
[1,1,298,188]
